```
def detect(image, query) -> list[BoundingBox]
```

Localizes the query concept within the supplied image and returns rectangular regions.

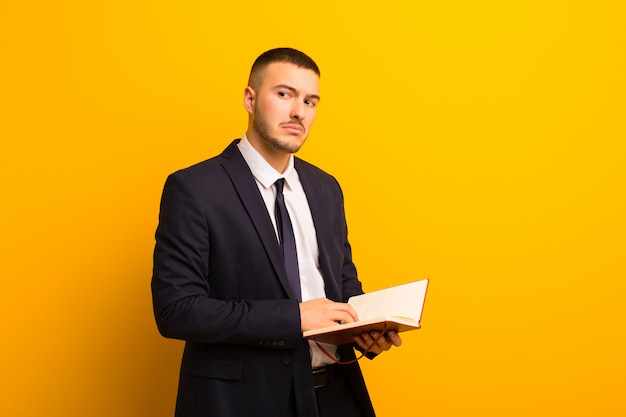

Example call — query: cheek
[263,99,290,119]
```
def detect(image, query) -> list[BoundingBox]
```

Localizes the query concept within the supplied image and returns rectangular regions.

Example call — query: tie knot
[274,178,285,195]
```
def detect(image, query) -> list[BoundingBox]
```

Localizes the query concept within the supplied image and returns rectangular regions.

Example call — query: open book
[302,279,429,345]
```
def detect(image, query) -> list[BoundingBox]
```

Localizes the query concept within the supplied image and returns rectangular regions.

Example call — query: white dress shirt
[237,135,338,367]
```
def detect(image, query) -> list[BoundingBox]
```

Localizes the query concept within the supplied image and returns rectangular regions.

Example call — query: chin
[271,136,306,154]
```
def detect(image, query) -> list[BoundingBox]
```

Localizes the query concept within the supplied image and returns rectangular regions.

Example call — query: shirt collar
[237,134,298,190]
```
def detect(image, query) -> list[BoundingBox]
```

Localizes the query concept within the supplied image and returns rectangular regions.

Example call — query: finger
[385,330,403,347]
[336,303,359,322]
[363,332,387,352]
[331,303,358,323]
[354,334,381,353]
[374,335,392,351]
[332,310,355,324]
[353,335,369,351]
[366,331,393,351]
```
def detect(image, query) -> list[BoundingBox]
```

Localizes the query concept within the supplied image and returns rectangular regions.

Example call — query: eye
[304,99,318,107]
[278,91,290,98]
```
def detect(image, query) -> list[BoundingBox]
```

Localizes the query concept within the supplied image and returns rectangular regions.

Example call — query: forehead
[258,62,320,95]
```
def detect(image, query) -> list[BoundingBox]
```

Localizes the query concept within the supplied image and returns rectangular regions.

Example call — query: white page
[348,279,429,323]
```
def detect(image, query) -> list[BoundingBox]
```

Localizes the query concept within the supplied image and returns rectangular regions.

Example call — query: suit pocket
[183,356,243,381]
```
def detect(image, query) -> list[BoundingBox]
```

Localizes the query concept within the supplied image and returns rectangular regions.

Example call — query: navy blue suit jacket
[152,140,374,417]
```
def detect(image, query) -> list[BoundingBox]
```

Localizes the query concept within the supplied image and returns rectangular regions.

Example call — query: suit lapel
[296,159,342,301]
[219,140,292,298]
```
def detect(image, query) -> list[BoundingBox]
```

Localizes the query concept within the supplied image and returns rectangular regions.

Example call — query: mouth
[281,123,304,134]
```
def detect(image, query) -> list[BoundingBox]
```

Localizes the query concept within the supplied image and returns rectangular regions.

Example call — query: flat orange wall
[1,1,624,416]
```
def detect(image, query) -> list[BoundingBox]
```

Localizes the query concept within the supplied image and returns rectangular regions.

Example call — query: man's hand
[354,330,402,355]
[300,298,359,332]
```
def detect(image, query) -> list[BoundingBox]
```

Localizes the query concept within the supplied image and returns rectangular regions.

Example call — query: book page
[348,279,429,323]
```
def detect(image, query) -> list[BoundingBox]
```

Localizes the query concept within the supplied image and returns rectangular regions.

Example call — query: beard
[253,106,306,154]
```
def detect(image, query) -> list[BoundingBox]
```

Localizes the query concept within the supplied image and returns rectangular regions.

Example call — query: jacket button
[277,340,285,347]
[281,355,292,365]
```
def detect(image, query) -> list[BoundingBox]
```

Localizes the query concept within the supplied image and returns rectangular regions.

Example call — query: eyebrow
[273,84,321,102]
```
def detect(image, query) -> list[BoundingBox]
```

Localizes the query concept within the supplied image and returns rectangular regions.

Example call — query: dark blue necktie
[274,178,302,302]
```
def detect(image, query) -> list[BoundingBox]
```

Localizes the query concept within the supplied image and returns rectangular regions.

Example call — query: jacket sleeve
[151,172,302,348]
[334,176,364,302]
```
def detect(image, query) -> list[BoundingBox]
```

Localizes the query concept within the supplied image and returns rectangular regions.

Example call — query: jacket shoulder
[167,140,242,182]
[294,157,339,185]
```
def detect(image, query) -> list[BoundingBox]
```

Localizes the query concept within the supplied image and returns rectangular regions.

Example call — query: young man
[152,48,401,417]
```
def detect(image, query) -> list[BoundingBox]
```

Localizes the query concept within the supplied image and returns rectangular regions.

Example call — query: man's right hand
[299,298,359,332]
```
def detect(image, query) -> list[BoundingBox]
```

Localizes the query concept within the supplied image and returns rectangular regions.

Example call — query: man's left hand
[354,330,402,355]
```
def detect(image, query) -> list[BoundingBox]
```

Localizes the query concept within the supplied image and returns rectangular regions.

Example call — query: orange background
[1,1,625,416]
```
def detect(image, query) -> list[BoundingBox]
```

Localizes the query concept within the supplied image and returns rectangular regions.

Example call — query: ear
[243,86,256,114]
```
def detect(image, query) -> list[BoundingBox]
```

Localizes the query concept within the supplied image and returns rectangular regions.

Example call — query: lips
[282,123,304,134]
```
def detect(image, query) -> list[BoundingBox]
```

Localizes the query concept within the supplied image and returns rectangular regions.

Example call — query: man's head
[244,48,321,171]
[247,48,320,90]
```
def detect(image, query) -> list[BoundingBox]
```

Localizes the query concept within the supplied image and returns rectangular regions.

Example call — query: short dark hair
[248,48,320,88]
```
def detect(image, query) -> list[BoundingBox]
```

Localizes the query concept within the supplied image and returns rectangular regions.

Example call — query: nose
[290,101,305,121]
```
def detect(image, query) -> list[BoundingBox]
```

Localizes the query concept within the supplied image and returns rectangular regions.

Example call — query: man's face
[245,62,320,156]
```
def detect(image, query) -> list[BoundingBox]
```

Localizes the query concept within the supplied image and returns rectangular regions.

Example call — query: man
[152,48,402,417]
